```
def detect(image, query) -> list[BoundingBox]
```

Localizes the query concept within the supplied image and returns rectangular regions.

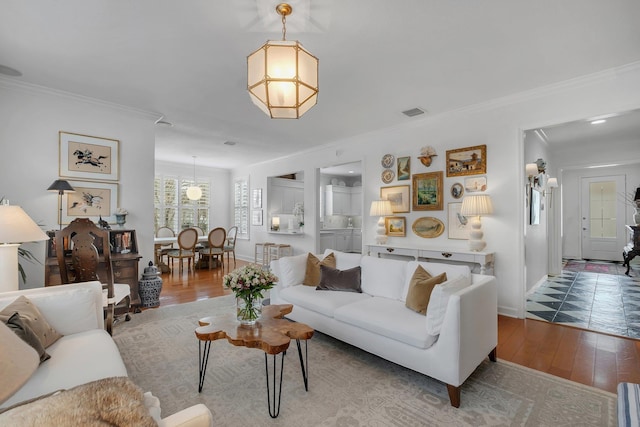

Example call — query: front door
[580,175,626,261]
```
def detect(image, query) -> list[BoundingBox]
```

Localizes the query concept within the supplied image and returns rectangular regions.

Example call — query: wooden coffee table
[195,304,314,418]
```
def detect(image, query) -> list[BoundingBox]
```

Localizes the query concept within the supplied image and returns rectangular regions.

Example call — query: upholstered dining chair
[155,226,175,265]
[55,218,131,335]
[223,226,238,269]
[167,228,198,274]
[198,227,226,270]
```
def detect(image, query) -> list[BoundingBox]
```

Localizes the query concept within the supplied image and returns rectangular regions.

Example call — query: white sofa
[270,250,498,407]
[0,282,212,426]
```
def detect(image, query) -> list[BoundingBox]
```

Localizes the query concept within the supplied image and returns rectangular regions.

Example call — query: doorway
[580,175,627,261]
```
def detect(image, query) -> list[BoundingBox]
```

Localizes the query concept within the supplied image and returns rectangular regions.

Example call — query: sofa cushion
[334,297,438,349]
[405,267,447,315]
[360,256,406,300]
[0,296,62,349]
[1,329,128,410]
[279,285,370,317]
[303,252,336,287]
[317,265,362,293]
[323,249,363,270]
[425,275,470,336]
[402,261,471,302]
[0,312,50,363]
[274,253,308,288]
[0,321,39,406]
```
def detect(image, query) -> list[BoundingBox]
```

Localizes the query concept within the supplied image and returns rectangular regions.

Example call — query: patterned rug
[563,260,631,275]
[114,296,617,426]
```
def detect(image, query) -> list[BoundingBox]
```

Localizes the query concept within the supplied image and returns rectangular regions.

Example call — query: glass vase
[236,296,262,325]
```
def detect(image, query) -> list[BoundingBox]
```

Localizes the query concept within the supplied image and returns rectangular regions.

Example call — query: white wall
[154,160,231,230]
[231,62,640,318]
[0,79,156,289]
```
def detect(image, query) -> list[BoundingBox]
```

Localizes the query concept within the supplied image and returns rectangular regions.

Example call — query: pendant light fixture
[247,3,319,119]
[186,156,202,201]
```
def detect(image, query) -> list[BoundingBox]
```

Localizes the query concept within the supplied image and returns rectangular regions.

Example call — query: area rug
[563,260,629,275]
[114,297,617,426]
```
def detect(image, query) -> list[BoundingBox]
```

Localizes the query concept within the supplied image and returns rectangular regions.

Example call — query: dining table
[154,235,209,273]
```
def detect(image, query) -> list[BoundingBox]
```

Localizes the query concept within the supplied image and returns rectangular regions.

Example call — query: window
[154,176,210,233]
[234,177,249,240]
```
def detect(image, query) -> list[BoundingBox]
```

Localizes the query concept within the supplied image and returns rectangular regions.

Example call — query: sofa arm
[160,404,213,427]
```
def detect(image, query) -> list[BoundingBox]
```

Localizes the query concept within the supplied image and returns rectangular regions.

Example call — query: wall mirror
[267,171,304,232]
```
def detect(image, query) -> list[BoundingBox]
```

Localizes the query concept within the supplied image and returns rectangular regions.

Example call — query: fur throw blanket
[0,377,157,426]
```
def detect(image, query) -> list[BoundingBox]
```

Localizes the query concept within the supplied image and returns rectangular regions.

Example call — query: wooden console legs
[446,347,498,408]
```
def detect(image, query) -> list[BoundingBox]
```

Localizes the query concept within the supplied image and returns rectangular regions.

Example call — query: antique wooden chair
[199,227,226,270]
[167,227,198,274]
[55,218,131,335]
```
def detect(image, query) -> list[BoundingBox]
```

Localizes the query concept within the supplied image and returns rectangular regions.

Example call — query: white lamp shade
[369,200,393,217]
[526,163,539,177]
[186,186,202,201]
[0,206,48,244]
[547,177,558,188]
[460,195,494,217]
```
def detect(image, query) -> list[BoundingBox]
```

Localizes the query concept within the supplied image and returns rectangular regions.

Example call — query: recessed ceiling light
[590,119,606,125]
[224,141,236,146]
[348,170,354,174]
[0,64,22,77]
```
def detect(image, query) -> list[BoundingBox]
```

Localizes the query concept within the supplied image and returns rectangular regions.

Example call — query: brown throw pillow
[316,265,362,293]
[303,252,336,287]
[405,266,447,315]
[0,312,51,363]
[0,295,62,348]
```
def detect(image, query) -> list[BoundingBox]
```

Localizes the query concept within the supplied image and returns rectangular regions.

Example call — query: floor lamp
[47,179,75,230]
[0,204,49,292]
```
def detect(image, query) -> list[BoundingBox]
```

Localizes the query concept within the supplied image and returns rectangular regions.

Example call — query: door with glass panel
[580,175,626,261]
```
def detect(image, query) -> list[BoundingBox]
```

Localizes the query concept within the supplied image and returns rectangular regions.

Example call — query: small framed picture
[252,188,262,209]
[380,185,410,213]
[412,172,443,211]
[464,176,487,193]
[251,210,263,226]
[397,156,410,180]
[385,216,406,237]
[446,144,486,177]
[450,183,464,199]
[59,131,119,181]
[448,202,469,240]
[62,180,118,224]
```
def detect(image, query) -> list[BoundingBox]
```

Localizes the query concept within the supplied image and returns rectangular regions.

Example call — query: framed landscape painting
[380,185,410,213]
[412,172,443,211]
[385,216,406,237]
[62,180,118,224]
[59,131,119,181]
[446,144,486,177]
[397,156,410,180]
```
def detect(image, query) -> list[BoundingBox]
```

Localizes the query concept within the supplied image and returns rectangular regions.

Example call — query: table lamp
[47,179,75,230]
[0,204,49,292]
[460,194,493,252]
[369,200,393,245]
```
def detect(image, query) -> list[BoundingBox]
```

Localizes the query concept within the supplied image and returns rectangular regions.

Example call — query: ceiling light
[590,119,606,125]
[186,156,202,201]
[247,3,319,119]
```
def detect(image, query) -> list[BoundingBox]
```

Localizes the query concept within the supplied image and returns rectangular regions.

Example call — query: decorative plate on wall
[450,183,464,199]
[381,169,395,184]
[412,217,445,238]
[381,154,395,169]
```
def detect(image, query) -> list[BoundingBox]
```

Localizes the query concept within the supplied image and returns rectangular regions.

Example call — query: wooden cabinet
[45,229,142,307]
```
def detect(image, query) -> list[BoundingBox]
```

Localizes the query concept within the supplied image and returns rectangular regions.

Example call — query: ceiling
[2,0,640,169]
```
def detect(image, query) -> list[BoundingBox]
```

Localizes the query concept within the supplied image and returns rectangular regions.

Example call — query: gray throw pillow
[0,312,51,363]
[316,265,362,293]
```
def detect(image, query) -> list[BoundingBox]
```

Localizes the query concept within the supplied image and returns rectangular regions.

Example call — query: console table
[623,225,640,276]
[367,244,495,275]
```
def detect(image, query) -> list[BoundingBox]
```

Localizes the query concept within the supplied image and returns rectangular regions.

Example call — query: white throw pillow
[274,253,308,288]
[425,275,470,336]
[402,261,471,301]
[360,256,406,300]
[323,249,362,270]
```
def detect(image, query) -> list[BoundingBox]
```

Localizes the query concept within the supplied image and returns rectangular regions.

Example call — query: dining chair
[167,228,198,274]
[55,218,131,335]
[223,226,238,269]
[155,226,175,266]
[199,227,226,270]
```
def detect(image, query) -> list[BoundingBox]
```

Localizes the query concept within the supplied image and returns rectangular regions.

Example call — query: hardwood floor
[154,260,640,394]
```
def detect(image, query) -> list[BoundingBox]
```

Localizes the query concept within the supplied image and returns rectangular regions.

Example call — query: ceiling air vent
[402,107,425,117]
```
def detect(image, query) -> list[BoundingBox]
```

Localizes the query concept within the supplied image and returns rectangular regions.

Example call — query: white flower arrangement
[116,208,128,215]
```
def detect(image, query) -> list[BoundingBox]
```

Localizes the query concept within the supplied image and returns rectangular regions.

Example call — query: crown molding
[0,76,159,119]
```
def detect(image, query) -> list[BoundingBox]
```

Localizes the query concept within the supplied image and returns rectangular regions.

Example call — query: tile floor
[526,260,640,339]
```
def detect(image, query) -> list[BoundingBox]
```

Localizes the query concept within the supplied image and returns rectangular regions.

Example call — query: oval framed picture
[381,169,395,184]
[412,217,445,238]
[451,183,464,199]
